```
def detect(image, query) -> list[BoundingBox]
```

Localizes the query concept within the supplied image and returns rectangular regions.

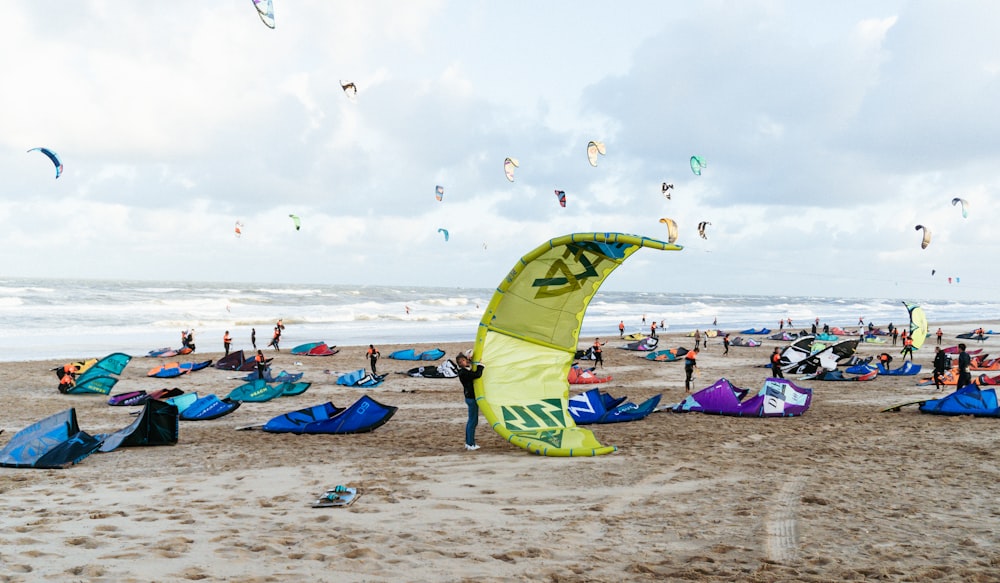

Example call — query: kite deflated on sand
[471,232,682,456]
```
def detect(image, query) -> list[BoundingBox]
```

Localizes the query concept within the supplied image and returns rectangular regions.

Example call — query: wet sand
[1,324,999,582]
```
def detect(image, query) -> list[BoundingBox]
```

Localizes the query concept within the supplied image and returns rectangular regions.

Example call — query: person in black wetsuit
[957,343,973,388]
[457,354,485,451]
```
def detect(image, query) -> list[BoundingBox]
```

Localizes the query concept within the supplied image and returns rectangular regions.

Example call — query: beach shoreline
[2,325,999,581]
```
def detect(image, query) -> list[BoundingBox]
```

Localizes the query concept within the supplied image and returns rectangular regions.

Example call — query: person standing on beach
[891,327,899,346]
[770,347,784,378]
[933,347,948,391]
[251,328,257,349]
[693,329,701,348]
[223,330,232,356]
[650,321,657,338]
[957,343,973,388]
[592,338,606,368]
[255,349,267,379]
[788,318,793,328]
[936,327,943,345]
[366,344,380,375]
[618,320,625,338]
[723,333,730,356]
[901,335,915,361]
[779,319,784,331]
[456,353,485,451]
[684,347,699,392]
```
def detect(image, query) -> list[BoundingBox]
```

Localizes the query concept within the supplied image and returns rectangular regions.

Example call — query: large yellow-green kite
[472,232,682,456]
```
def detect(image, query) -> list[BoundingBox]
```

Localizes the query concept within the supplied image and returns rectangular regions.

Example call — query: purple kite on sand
[670,377,813,417]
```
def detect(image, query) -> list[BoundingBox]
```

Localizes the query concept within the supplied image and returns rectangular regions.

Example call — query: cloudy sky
[1,1,997,300]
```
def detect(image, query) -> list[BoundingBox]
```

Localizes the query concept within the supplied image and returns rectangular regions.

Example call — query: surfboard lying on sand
[312,486,359,508]
[881,399,927,412]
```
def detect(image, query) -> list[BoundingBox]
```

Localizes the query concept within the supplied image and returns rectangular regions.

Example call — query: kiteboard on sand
[312,485,359,508]
[881,400,927,413]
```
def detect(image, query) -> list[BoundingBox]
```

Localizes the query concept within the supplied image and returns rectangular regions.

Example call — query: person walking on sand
[223,330,232,356]
[684,347,699,393]
[456,353,485,451]
[936,327,943,346]
[779,318,784,331]
[770,347,784,378]
[251,327,257,350]
[592,338,606,368]
[693,329,701,348]
[933,346,949,391]
[723,333,730,356]
[268,326,281,351]
[366,344,380,375]
[618,320,625,338]
[957,343,973,388]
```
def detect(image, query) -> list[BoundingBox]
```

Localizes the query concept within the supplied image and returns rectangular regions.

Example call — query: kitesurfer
[901,336,915,361]
[592,338,606,368]
[723,334,730,356]
[932,347,949,391]
[223,331,232,356]
[684,347,699,392]
[779,319,784,331]
[956,344,972,388]
[618,320,624,338]
[879,352,892,371]
[255,349,267,379]
[251,328,257,349]
[367,345,381,375]
[770,347,784,378]
[935,328,943,345]
[650,321,657,338]
[186,330,196,351]
[456,354,485,451]
[891,328,899,346]
[268,326,281,351]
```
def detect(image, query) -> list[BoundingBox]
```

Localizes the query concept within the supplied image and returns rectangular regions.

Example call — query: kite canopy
[690,155,707,175]
[472,232,682,457]
[289,214,301,231]
[586,140,606,167]
[503,157,519,182]
[658,217,679,243]
[340,80,358,103]
[951,197,969,218]
[438,228,449,242]
[27,147,63,179]
[252,0,275,28]
[435,185,444,201]
[554,190,566,208]
[904,301,928,351]
[914,224,931,249]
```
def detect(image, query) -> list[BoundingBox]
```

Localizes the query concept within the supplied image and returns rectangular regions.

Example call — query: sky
[1,1,998,301]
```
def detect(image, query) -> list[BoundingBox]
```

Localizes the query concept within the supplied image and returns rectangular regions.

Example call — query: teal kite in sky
[690,155,707,175]
[27,147,63,179]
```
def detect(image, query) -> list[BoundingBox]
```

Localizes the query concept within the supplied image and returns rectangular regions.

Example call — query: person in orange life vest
[770,347,784,378]
[58,370,76,393]
[684,347,699,392]
[366,344,380,374]
[255,349,267,379]
[901,336,915,361]
[268,326,281,351]
[592,338,606,368]
[618,320,625,338]
[223,331,232,356]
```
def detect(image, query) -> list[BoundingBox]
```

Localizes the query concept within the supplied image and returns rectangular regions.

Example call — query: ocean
[0,277,995,363]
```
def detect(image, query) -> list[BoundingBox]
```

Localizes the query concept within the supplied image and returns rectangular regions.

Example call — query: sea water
[0,277,995,363]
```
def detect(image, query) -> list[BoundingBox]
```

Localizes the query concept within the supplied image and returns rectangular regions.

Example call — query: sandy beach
[2,323,999,582]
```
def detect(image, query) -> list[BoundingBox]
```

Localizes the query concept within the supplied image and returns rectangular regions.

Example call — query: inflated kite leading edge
[472,232,682,457]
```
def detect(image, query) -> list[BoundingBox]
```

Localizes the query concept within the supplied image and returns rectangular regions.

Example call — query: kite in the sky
[289,214,301,231]
[438,228,449,242]
[690,155,707,176]
[659,217,679,244]
[251,0,275,29]
[340,81,357,103]
[914,224,931,249]
[27,147,63,179]
[931,269,936,276]
[435,185,444,202]
[234,221,244,238]
[697,221,711,240]
[951,197,969,218]
[554,190,566,208]
[586,141,606,167]
[504,157,519,182]
[662,183,673,199]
